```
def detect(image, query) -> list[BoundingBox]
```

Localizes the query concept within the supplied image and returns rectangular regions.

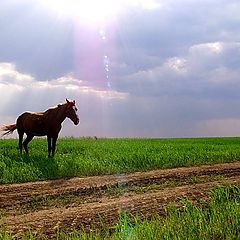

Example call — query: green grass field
[1,137,240,239]
[1,137,240,183]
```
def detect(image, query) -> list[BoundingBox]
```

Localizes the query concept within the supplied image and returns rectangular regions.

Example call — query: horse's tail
[1,124,17,136]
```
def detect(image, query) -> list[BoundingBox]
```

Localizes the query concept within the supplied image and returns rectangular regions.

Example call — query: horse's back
[17,112,43,123]
[17,112,46,136]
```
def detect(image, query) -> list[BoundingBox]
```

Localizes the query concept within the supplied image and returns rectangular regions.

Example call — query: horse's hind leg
[23,134,34,155]
[17,130,24,154]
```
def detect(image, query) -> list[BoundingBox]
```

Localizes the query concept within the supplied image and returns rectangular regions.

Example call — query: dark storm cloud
[114,41,240,98]
[0,0,74,79]
[113,0,240,75]
[1,0,240,137]
[1,0,239,81]
[110,40,240,137]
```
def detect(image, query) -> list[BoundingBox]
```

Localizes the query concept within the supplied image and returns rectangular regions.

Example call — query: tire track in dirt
[2,176,240,238]
[0,162,240,208]
[0,162,240,237]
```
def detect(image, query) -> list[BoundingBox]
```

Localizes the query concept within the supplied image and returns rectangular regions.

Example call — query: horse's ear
[66,98,69,103]
[73,100,75,104]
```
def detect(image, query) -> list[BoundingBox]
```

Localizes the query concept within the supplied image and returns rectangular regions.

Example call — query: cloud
[114,0,240,75]
[116,41,240,96]
[0,62,129,137]
[1,0,239,84]
[1,1,240,137]
[2,39,240,138]
[0,62,33,85]
[106,41,240,137]
[0,62,127,101]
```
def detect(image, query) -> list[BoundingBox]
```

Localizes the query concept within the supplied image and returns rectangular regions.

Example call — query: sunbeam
[40,0,160,25]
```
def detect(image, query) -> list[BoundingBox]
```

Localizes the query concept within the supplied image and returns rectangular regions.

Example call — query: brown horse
[1,99,80,157]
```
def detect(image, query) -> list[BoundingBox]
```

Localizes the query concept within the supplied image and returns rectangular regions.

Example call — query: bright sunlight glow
[40,0,160,25]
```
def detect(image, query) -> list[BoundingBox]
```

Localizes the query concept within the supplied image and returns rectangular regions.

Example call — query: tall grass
[1,185,240,239]
[0,137,240,183]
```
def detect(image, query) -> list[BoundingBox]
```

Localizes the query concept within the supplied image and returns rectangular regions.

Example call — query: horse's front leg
[47,135,52,158]
[52,135,58,157]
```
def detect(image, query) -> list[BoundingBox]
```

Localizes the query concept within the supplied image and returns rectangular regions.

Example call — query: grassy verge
[0,137,240,183]
[1,185,240,239]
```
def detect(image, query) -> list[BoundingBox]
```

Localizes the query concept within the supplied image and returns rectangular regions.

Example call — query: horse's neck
[46,104,67,124]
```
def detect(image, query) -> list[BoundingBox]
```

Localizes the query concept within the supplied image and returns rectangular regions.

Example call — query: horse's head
[65,99,80,125]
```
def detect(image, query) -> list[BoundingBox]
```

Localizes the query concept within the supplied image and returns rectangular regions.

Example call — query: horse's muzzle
[74,117,80,125]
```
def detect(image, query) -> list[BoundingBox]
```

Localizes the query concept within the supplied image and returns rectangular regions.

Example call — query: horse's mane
[45,103,67,113]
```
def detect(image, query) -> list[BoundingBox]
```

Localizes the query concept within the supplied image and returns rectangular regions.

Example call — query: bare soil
[1,162,240,238]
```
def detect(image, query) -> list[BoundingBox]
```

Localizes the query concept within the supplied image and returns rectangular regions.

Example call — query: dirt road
[1,162,240,237]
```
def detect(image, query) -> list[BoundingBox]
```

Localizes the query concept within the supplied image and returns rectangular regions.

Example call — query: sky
[1,0,240,138]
